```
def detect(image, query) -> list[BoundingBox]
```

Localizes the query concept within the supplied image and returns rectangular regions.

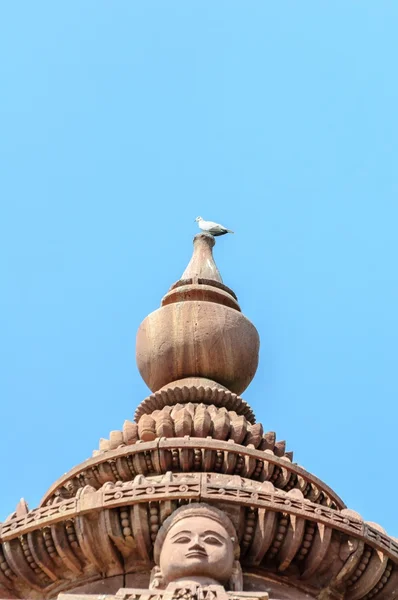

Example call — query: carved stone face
[159,515,235,586]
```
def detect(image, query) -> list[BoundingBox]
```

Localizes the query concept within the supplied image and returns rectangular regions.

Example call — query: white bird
[195,216,234,237]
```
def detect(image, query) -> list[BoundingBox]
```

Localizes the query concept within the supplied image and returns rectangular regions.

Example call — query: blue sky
[1,2,398,538]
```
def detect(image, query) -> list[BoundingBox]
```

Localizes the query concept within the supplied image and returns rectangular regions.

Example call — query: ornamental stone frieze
[1,234,397,600]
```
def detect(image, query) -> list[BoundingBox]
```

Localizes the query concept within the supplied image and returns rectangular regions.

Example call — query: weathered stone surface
[61,575,124,596]
[136,302,259,395]
[180,233,223,283]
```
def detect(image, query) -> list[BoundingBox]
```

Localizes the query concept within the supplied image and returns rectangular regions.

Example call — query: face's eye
[173,536,191,544]
[203,536,223,546]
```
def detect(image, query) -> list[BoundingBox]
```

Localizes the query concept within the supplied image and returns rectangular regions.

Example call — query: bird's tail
[227,229,234,234]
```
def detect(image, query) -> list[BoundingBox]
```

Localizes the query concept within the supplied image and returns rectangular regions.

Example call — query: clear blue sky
[1,2,397,538]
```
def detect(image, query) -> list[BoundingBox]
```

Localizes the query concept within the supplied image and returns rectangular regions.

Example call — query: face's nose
[188,535,205,551]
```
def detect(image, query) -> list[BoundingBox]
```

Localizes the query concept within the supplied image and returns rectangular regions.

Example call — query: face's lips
[185,550,207,559]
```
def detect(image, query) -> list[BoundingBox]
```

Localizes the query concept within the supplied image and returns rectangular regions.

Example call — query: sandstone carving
[151,503,241,590]
[1,234,396,600]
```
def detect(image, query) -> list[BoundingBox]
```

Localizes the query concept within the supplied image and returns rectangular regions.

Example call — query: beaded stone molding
[0,473,397,600]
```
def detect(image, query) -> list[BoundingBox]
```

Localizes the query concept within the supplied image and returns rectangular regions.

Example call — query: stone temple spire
[1,234,397,600]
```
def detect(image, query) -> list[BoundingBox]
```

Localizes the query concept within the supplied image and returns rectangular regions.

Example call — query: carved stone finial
[136,235,259,395]
[161,233,239,310]
[15,498,29,517]
[181,233,222,282]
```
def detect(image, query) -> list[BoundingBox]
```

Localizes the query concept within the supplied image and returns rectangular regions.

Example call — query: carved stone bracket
[38,438,343,510]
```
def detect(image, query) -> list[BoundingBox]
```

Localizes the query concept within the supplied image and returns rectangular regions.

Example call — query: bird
[194,216,234,237]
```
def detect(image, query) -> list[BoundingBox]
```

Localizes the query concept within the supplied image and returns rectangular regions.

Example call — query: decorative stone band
[38,438,343,509]
[97,406,291,459]
[0,474,397,600]
[115,586,269,600]
[162,279,241,311]
[58,587,269,600]
[167,278,239,302]
[134,386,255,423]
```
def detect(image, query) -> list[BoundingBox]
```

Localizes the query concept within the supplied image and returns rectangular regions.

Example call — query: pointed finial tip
[181,232,221,282]
[193,231,216,248]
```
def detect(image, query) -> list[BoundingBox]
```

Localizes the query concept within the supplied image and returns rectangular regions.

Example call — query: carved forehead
[167,516,230,538]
